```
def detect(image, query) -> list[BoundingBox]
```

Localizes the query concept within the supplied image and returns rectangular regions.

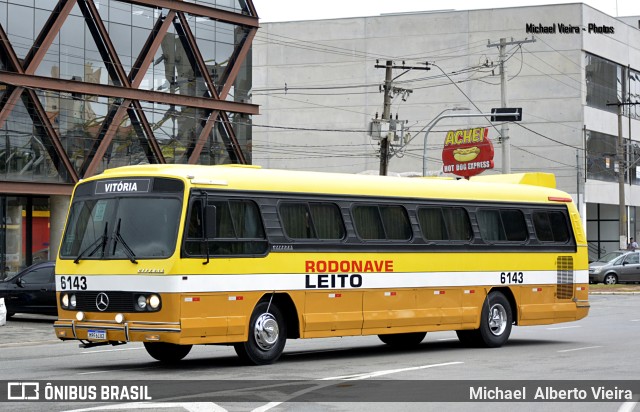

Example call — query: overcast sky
[252,0,640,22]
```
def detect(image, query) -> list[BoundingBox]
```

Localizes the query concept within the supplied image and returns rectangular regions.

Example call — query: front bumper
[54,318,181,344]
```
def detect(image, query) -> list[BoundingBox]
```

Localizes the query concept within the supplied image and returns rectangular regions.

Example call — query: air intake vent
[557,256,574,299]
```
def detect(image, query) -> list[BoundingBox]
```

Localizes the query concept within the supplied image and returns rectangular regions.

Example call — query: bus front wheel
[378,332,426,347]
[144,342,192,362]
[456,291,512,348]
[234,301,287,365]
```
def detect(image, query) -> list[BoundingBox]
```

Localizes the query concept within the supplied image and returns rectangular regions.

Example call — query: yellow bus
[54,165,589,364]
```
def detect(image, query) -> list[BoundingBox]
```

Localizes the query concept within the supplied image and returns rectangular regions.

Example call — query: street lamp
[421,107,470,176]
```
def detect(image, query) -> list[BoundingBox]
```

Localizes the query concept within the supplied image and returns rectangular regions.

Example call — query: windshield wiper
[74,222,108,264]
[112,218,138,264]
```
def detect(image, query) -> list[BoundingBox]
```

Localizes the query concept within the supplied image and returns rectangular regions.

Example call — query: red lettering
[385,261,393,272]
[305,261,315,273]
[328,261,339,272]
[340,261,351,273]
[304,260,395,273]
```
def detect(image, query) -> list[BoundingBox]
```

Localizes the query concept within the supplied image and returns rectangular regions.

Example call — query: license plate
[87,330,106,340]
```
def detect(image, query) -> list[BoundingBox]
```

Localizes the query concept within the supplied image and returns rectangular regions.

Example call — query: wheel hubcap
[488,303,507,336]
[254,313,279,350]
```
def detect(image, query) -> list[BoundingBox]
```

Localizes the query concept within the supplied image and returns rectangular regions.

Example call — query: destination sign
[95,179,151,194]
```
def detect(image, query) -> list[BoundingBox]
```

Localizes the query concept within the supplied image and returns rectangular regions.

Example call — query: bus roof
[95,164,572,204]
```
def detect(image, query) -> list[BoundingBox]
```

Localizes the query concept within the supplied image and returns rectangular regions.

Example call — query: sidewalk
[0,314,60,347]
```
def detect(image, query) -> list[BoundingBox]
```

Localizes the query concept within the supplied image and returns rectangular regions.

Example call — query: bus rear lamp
[76,311,85,321]
[115,313,125,324]
[149,294,160,309]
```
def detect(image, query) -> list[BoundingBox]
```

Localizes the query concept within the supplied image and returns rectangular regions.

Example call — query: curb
[589,291,640,295]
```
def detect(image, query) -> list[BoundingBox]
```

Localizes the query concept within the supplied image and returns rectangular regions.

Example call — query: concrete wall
[253,4,640,201]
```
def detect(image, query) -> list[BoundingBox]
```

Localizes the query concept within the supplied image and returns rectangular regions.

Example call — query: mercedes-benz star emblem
[96,292,109,311]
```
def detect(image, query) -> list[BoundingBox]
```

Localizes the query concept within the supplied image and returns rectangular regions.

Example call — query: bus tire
[457,291,512,348]
[144,342,192,362]
[455,329,481,347]
[234,301,287,365]
[378,332,426,347]
[479,291,512,347]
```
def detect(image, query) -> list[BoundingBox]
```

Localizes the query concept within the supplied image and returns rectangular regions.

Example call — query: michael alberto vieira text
[470,385,633,401]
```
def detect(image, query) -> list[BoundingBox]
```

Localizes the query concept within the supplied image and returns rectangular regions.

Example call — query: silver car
[589,251,640,284]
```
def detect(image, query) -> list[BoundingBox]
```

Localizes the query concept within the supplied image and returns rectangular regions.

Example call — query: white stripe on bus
[56,270,589,293]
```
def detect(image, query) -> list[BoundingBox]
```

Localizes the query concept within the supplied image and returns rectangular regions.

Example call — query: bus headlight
[61,293,69,308]
[135,294,161,311]
[149,294,160,309]
[115,313,125,324]
[137,295,147,310]
[76,311,85,321]
[70,294,77,309]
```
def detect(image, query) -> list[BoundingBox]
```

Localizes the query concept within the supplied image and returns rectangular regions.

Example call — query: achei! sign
[441,127,494,178]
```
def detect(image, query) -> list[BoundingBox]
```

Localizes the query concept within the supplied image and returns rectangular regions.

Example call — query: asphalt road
[1,294,639,412]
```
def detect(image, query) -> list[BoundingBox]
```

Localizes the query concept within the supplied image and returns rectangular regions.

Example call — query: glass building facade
[0,0,257,278]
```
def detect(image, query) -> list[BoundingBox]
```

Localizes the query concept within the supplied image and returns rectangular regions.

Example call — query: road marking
[65,402,226,412]
[254,362,463,411]
[320,361,464,381]
[618,395,639,412]
[631,319,640,322]
[78,366,154,375]
[557,346,603,353]
[81,347,144,354]
[546,325,582,330]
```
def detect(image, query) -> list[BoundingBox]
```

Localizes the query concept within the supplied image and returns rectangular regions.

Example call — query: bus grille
[556,256,574,300]
[73,291,138,312]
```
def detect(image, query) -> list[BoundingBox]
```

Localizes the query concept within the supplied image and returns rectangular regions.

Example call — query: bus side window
[477,208,527,243]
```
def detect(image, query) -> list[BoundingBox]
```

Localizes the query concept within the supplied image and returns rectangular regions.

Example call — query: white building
[253,3,640,260]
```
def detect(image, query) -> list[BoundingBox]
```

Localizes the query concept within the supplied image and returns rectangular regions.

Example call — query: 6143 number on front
[60,276,88,290]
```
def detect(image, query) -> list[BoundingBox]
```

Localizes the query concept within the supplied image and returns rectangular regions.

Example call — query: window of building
[533,211,570,243]
[628,69,640,120]
[477,209,528,242]
[352,205,411,240]
[279,202,345,240]
[586,129,638,184]
[585,53,623,113]
[417,206,472,241]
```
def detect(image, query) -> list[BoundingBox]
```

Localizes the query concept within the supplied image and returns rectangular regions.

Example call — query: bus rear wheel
[144,342,192,362]
[378,332,426,347]
[234,301,287,365]
[456,291,512,348]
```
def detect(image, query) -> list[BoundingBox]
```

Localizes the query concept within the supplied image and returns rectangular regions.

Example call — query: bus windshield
[60,197,182,260]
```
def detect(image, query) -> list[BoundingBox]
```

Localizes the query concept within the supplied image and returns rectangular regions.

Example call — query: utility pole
[374,60,429,175]
[379,60,393,176]
[487,37,535,173]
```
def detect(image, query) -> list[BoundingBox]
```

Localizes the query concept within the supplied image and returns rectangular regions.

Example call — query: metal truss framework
[0,0,258,192]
